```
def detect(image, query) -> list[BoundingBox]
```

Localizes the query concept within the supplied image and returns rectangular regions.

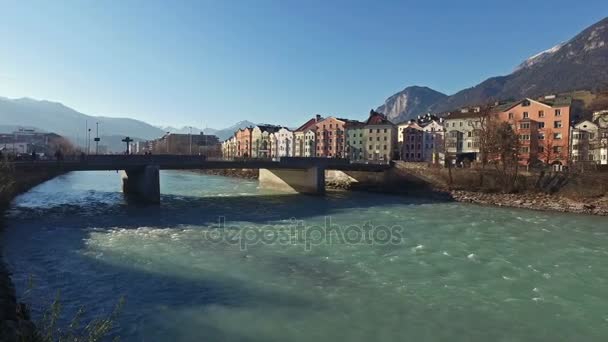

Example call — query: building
[221,136,238,159]
[235,127,253,157]
[422,120,445,165]
[443,111,481,164]
[497,96,572,166]
[147,132,220,156]
[274,127,295,157]
[571,110,608,165]
[345,120,366,161]
[315,117,347,158]
[251,125,280,158]
[364,110,397,162]
[399,122,424,161]
[294,115,322,157]
[571,120,599,164]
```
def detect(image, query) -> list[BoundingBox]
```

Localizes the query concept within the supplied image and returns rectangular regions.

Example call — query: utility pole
[94,122,100,155]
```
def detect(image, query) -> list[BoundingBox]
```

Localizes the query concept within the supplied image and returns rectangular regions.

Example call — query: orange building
[315,117,347,158]
[496,97,572,166]
[235,127,253,157]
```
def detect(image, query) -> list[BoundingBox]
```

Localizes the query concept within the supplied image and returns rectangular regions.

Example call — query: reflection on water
[3,171,608,341]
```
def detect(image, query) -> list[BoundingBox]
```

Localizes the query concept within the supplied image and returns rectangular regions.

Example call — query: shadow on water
[7,190,449,230]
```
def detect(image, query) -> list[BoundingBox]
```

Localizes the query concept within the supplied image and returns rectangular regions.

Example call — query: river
[2,170,608,341]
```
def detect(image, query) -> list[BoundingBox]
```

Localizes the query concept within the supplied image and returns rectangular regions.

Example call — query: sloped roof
[295,118,320,132]
[365,111,393,125]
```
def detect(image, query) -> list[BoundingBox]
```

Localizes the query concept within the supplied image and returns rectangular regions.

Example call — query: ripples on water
[3,171,608,341]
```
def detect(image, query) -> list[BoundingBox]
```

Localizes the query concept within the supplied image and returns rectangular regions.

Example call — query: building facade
[364,110,397,162]
[444,111,481,164]
[235,127,253,158]
[315,117,346,158]
[400,122,424,162]
[497,97,572,166]
[345,121,365,161]
[275,127,294,157]
[251,125,280,158]
[422,120,445,165]
[294,115,322,157]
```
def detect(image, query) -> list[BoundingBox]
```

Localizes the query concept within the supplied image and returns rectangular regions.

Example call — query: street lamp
[122,136,133,155]
[94,122,100,155]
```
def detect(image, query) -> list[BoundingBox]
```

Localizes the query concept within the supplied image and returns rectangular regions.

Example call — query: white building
[422,120,445,165]
[275,127,294,157]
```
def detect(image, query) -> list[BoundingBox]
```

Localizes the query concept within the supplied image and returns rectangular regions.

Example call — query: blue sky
[0,0,606,129]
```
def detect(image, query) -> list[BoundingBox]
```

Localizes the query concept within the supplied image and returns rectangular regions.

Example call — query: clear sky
[0,0,606,129]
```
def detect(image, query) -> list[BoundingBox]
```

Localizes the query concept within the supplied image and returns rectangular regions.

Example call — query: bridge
[10,155,394,203]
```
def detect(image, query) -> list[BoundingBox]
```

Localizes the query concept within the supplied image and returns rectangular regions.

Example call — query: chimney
[316,114,321,121]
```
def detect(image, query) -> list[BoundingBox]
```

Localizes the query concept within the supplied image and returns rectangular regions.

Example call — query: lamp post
[122,136,133,155]
[87,128,91,155]
[189,126,193,155]
[94,122,100,155]
[166,131,170,154]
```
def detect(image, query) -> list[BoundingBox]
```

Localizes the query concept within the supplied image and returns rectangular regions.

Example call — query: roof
[443,111,482,120]
[365,110,394,125]
[255,124,281,133]
[295,117,321,132]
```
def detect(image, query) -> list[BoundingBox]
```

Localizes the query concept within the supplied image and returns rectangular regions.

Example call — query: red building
[315,117,346,158]
[235,127,253,157]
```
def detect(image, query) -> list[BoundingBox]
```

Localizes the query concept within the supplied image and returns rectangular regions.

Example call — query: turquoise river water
[2,170,608,341]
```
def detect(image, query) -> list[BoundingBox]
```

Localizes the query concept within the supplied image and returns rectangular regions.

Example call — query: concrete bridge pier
[121,165,161,203]
[259,167,325,195]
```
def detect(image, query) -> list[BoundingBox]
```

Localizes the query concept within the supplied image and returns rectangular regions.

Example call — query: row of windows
[508,109,561,119]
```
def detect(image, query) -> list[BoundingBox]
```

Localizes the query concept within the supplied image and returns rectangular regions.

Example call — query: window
[384,128,387,133]
[523,112,529,118]
[369,129,372,133]
[520,146,529,153]
[555,109,561,117]
[538,122,545,129]
[376,129,380,133]
[589,154,594,161]
[508,112,514,119]
[554,121,562,128]
[369,137,372,141]
[459,122,463,127]
[519,134,530,140]
[539,110,545,118]
[590,133,595,140]
[383,145,387,150]
[538,133,545,140]
[376,137,380,141]
[467,131,472,137]
[520,123,530,129]
[553,146,562,153]
[538,146,544,153]
[467,142,472,148]
[368,145,372,150]
[384,136,387,141]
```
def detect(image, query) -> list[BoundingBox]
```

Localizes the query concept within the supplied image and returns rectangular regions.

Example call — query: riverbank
[450,190,608,216]
[187,166,608,216]
[1,165,62,341]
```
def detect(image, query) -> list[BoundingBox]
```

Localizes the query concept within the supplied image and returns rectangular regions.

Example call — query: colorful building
[235,127,253,158]
[315,117,347,158]
[497,96,572,166]
[345,120,366,161]
[294,115,322,157]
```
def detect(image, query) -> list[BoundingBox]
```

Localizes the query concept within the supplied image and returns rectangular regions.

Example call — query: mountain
[0,97,165,144]
[213,120,256,141]
[376,86,447,123]
[378,16,608,119]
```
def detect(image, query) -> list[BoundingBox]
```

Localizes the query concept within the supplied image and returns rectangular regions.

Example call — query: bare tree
[486,122,521,192]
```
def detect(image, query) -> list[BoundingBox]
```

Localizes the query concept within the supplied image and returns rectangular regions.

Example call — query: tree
[486,122,521,192]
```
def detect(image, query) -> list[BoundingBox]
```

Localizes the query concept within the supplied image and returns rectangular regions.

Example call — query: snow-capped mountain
[377,16,608,118]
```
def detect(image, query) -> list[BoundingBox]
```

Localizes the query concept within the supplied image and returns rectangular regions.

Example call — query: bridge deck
[9,155,392,172]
